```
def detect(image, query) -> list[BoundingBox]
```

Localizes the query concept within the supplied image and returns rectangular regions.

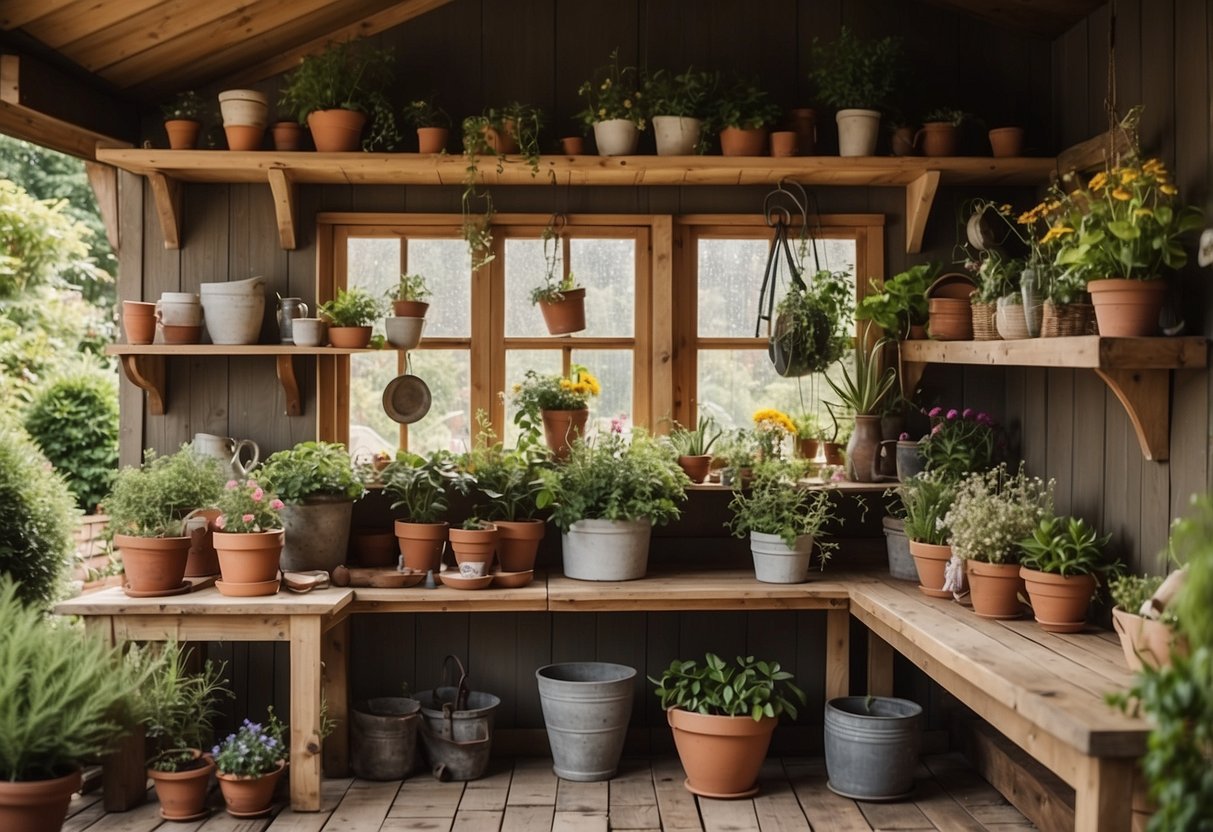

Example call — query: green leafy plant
[651,653,807,721]
[668,416,722,457]
[258,441,364,504]
[643,68,717,119]
[1109,573,1165,614]
[772,269,853,375]
[728,460,838,556]
[402,97,450,129]
[711,429,758,475]
[277,38,399,150]
[1017,514,1116,578]
[899,471,955,545]
[809,27,904,111]
[793,412,821,439]
[388,273,431,303]
[855,263,938,337]
[215,477,284,533]
[212,708,287,777]
[541,431,690,533]
[106,445,225,538]
[382,450,465,523]
[823,330,897,416]
[945,465,1054,564]
[530,222,581,304]
[971,249,1023,304]
[711,76,780,130]
[458,413,552,521]
[511,365,601,438]
[320,286,384,327]
[576,48,646,129]
[161,91,208,121]
[922,108,967,126]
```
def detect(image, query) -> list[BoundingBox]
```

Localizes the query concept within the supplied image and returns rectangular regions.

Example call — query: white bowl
[385,316,425,350]
[292,318,328,347]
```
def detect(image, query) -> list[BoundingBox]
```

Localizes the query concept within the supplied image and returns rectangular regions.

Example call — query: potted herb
[384,272,430,349]
[712,428,758,487]
[855,262,938,339]
[946,465,1054,620]
[319,286,384,348]
[823,332,897,482]
[770,268,852,377]
[652,653,806,797]
[809,27,904,157]
[106,446,226,596]
[383,450,464,573]
[542,431,689,581]
[577,49,646,156]
[712,76,780,156]
[278,38,398,152]
[511,365,601,459]
[161,90,207,150]
[668,415,722,483]
[449,517,499,575]
[793,412,822,460]
[212,477,285,595]
[1018,515,1117,632]
[258,441,364,572]
[1109,573,1186,671]
[917,108,967,157]
[532,224,586,335]
[900,471,955,597]
[403,96,451,154]
[727,460,837,583]
[919,406,999,481]
[212,709,288,817]
[644,67,716,155]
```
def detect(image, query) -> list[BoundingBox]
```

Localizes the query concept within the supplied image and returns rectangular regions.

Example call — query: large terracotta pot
[668,708,776,798]
[917,122,958,157]
[164,119,201,150]
[988,127,1025,157]
[149,751,215,821]
[1112,607,1185,671]
[908,540,952,598]
[307,109,366,152]
[449,525,498,568]
[538,288,586,335]
[1020,567,1096,633]
[495,519,545,572]
[417,127,449,154]
[116,533,191,593]
[719,127,768,157]
[677,455,711,484]
[1087,279,1166,337]
[394,520,448,573]
[213,530,284,584]
[542,409,589,460]
[123,300,157,345]
[0,768,82,832]
[845,415,883,483]
[965,560,1024,619]
[216,760,285,817]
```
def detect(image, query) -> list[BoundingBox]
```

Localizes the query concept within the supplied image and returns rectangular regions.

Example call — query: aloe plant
[824,329,897,415]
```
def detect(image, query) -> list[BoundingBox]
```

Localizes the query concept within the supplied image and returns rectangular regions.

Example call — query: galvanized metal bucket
[350,697,420,780]
[824,696,923,801]
[415,656,500,781]
[536,662,636,781]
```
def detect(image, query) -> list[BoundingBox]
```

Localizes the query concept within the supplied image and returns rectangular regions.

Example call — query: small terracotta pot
[395,520,448,572]
[890,126,916,156]
[769,131,798,157]
[217,760,285,817]
[538,287,586,335]
[161,324,202,345]
[541,409,589,460]
[149,751,214,821]
[822,442,845,466]
[272,122,304,151]
[483,119,520,154]
[719,127,769,157]
[449,525,498,567]
[677,455,711,484]
[327,326,372,348]
[354,528,397,567]
[123,300,157,345]
[213,530,284,584]
[116,533,191,593]
[1087,278,1166,337]
[560,136,585,155]
[495,519,545,572]
[988,127,1025,157]
[392,299,430,318]
[417,127,449,154]
[1020,567,1096,632]
[164,119,201,150]
[909,540,952,598]
[1112,607,1186,671]
[917,122,959,157]
[788,108,817,156]
[224,124,264,151]
[668,708,776,798]
[908,324,928,339]
[307,109,367,152]
[0,768,81,832]
[797,438,820,461]
[185,508,222,577]
[965,560,1024,619]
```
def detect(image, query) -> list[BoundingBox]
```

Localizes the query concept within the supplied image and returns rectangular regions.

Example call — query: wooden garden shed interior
[3,0,1211,830]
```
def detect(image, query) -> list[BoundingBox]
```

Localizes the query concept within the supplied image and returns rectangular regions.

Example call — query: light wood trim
[267,167,298,250]
[633,227,653,430]
[899,335,1208,370]
[84,161,120,250]
[825,609,851,700]
[651,216,675,429]
[547,571,850,611]
[905,170,941,254]
[146,171,181,249]
[290,615,324,812]
[276,355,302,417]
[353,584,548,612]
[1094,368,1171,462]
[0,0,78,28]
[317,223,338,442]
[324,212,664,228]
[107,344,400,356]
[866,631,894,697]
[1074,756,1134,832]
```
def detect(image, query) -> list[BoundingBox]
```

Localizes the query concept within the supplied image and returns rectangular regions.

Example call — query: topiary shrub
[0,425,78,607]
[24,369,118,513]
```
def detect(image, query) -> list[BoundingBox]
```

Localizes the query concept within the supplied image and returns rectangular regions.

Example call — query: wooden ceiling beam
[0,0,79,30]
[23,0,164,51]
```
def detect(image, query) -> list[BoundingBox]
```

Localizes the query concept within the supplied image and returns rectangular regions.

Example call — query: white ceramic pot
[750,531,814,583]
[592,119,640,156]
[218,89,269,128]
[561,518,652,581]
[385,316,425,350]
[292,318,328,347]
[200,276,266,345]
[835,109,881,157]
[156,291,203,326]
[652,116,702,156]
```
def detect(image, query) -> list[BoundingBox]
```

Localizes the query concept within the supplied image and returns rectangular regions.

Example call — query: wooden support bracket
[276,354,303,416]
[905,170,941,254]
[84,161,120,251]
[266,167,298,250]
[1094,368,1170,462]
[118,355,165,415]
[146,172,182,249]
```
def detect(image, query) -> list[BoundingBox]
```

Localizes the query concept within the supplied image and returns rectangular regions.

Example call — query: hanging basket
[970,301,999,341]
[1041,301,1095,337]
[769,302,833,377]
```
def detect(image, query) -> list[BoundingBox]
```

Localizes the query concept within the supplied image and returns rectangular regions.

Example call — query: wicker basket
[971,301,999,340]
[1041,302,1095,337]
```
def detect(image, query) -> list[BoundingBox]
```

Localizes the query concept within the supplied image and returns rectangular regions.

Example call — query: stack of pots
[200,276,267,345]
[156,292,204,345]
[219,89,269,151]
[386,296,428,350]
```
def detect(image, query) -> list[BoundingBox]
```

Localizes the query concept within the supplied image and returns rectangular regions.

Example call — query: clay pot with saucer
[115,534,191,596]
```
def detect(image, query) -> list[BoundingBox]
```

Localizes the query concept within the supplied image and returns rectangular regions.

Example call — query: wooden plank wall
[117,0,1054,740]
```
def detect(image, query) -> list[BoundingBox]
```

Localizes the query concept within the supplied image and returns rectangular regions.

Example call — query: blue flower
[211,745,220,756]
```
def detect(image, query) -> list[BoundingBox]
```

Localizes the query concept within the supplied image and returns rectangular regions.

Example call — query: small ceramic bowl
[492,570,534,589]
[292,318,328,347]
[385,316,426,350]
[440,573,493,591]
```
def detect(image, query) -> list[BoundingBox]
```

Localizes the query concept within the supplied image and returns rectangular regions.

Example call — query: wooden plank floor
[68,754,1035,831]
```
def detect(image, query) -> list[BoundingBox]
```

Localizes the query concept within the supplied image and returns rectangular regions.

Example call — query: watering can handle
[443,654,471,712]
[232,439,260,475]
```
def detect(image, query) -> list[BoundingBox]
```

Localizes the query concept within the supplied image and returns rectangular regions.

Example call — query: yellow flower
[1160,183,1178,196]
[999,203,1012,215]
[752,408,796,434]
[559,379,573,390]
[1111,188,1131,201]
[511,383,522,394]
[1134,208,1154,218]
[1041,224,1075,244]
[601,79,612,90]
[1089,171,1109,191]
[1119,168,1138,183]
[1143,158,1165,173]
[623,99,632,109]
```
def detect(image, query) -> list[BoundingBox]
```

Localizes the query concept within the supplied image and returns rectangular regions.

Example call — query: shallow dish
[215,577,280,597]
[440,573,493,591]
[492,570,534,589]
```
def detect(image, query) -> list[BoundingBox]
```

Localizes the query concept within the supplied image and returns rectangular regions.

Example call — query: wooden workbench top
[54,585,356,616]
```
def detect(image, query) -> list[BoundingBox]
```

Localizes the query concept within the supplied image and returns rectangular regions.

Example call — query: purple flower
[212,745,220,756]
[976,412,992,425]
[899,432,910,441]
[946,409,959,420]
[962,407,974,419]
[928,406,942,418]
[931,424,943,436]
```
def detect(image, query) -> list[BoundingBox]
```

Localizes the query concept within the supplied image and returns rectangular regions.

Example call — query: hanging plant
[770,268,852,376]
[530,218,586,335]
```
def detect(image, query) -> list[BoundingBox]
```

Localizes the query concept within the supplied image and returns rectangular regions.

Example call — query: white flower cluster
[944,464,1054,564]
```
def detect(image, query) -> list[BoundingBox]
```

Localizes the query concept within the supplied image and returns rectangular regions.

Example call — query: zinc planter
[835,109,881,157]
[416,686,500,781]
[0,768,82,832]
[148,752,214,821]
[395,520,448,573]
[592,119,640,156]
[216,760,285,817]
[351,697,421,780]
[965,560,1024,619]
[882,517,917,582]
[115,533,191,594]
[1020,567,1096,633]
[1087,279,1166,337]
[824,697,923,800]
[908,540,952,598]
[895,441,925,482]
[278,497,353,572]
[749,531,814,584]
[561,518,652,581]
[652,116,702,155]
[495,519,545,572]
[536,662,636,781]
[668,709,776,798]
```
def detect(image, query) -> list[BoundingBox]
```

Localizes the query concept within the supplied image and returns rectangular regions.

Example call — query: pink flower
[242,513,254,524]
[252,488,264,502]
[245,480,257,490]
[899,432,910,441]
[830,469,846,482]
[270,499,284,510]
[962,407,974,419]
[928,406,942,418]
[214,515,226,529]
[931,424,943,435]
[225,479,238,490]
[976,412,992,425]
[946,409,959,420]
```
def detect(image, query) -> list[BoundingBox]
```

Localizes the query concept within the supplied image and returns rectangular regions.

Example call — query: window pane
[348,238,401,316]
[572,349,633,434]
[504,350,562,446]
[407,238,470,338]
[504,238,561,337]
[407,350,471,455]
[571,238,634,337]
[349,351,401,461]
[696,350,826,432]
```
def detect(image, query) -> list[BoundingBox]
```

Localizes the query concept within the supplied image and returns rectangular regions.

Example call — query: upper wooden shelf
[94,148,1057,254]
[105,344,382,356]
[899,335,1209,462]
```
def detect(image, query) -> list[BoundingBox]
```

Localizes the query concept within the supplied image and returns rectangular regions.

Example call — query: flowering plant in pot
[900,471,955,598]
[383,450,465,573]
[213,478,285,594]
[1018,515,1117,632]
[511,365,601,459]
[711,76,779,156]
[792,412,822,461]
[541,431,689,581]
[809,27,904,156]
[918,406,999,481]
[667,415,722,483]
[1109,573,1186,671]
[643,67,716,155]
[946,465,1054,619]
[319,287,384,348]
[212,709,288,818]
[576,49,646,156]
[161,90,208,149]
[855,262,938,339]
[531,223,586,335]
[388,272,431,318]
[402,96,451,154]
[727,460,837,583]
[751,408,798,461]
[651,653,806,798]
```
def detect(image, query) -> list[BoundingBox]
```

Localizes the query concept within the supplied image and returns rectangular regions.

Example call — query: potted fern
[319,287,384,348]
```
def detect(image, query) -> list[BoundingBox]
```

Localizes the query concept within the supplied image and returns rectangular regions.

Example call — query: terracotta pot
[769,131,798,157]
[149,751,214,821]
[495,519,545,572]
[327,326,372,348]
[392,299,430,318]
[354,528,398,567]
[0,768,81,832]
[307,109,366,152]
[890,126,916,157]
[185,508,223,576]
[965,560,1024,619]
[216,760,285,817]
[797,438,820,460]
[917,122,959,157]
[538,287,586,335]
[560,136,585,155]
[394,520,448,572]
[677,455,711,484]
[224,124,264,151]
[272,122,304,151]
[908,324,928,339]
[213,530,284,584]
[541,409,589,460]
[117,533,191,593]
[161,324,202,344]
[483,119,520,154]
[822,442,845,466]
[1087,279,1166,337]
[668,708,776,798]
[164,119,201,150]
[788,108,817,156]
[417,127,448,154]
[928,298,973,341]
[1020,567,1096,633]
[909,540,952,598]
[449,525,498,567]
[1112,607,1185,671]
[719,127,768,157]
[123,300,157,345]
[845,415,882,483]
[988,127,1025,157]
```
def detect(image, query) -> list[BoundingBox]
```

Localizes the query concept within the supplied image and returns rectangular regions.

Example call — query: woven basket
[971,301,999,340]
[1041,302,1095,337]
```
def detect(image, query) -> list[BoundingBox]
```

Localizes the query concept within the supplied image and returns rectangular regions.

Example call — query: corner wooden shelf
[899,335,1209,461]
[105,343,388,417]
[94,148,1056,254]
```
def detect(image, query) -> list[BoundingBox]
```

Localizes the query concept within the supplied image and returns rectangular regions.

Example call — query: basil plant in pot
[727,460,838,584]
[383,450,466,573]
[809,27,904,156]
[258,441,365,573]
[652,653,805,798]
[542,431,690,581]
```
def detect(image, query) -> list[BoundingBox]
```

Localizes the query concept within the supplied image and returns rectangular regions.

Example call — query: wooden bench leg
[290,615,323,812]
[825,608,850,700]
[1075,756,1134,832]
[866,630,894,697]
[321,616,350,777]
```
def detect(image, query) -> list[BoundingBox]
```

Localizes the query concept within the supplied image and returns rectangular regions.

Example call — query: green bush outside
[24,369,118,513]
